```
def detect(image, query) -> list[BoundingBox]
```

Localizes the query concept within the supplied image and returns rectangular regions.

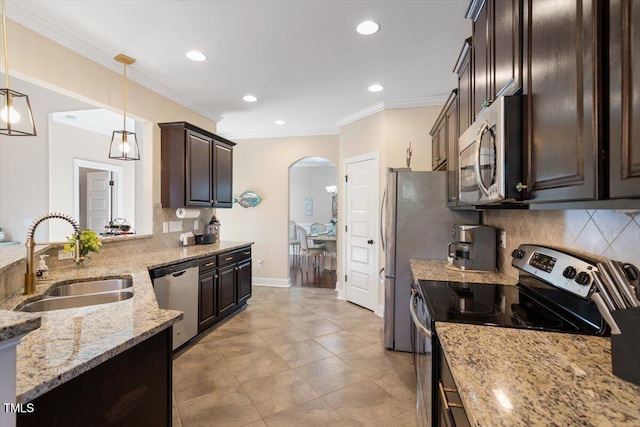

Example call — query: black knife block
[611,308,640,386]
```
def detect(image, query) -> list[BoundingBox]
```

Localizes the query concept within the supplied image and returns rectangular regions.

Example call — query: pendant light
[108,54,140,161]
[0,0,36,136]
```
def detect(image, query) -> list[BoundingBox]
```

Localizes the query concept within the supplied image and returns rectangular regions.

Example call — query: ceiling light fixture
[0,0,36,136]
[356,20,380,36]
[108,54,140,161]
[368,84,384,92]
[186,50,207,62]
[275,120,286,125]
[243,95,257,103]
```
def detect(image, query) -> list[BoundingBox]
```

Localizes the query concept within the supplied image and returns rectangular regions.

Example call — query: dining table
[307,233,337,270]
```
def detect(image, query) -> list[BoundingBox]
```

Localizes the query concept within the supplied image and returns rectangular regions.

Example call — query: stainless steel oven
[458,95,523,205]
[411,244,608,427]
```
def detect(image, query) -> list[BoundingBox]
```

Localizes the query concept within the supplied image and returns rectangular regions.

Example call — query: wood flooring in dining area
[289,255,337,288]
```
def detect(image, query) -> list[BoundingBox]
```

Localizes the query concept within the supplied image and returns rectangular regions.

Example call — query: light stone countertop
[0,311,41,342]
[0,240,253,403]
[409,258,517,285]
[436,323,640,426]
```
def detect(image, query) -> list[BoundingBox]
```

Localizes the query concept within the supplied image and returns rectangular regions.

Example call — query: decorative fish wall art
[233,190,262,208]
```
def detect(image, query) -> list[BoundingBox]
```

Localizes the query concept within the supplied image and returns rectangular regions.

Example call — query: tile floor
[172,286,417,427]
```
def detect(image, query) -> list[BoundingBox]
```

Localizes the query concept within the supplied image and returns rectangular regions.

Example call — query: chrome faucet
[24,213,82,295]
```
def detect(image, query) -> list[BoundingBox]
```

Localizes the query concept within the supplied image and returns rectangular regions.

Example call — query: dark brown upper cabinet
[431,90,458,173]
[159,122,235,208]
[455,38,473,137]
[609,0,640,199]
[522,0,601,203]
[467,0,522,120]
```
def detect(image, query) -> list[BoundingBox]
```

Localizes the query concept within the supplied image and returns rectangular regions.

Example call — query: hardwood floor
[289,255,337,288]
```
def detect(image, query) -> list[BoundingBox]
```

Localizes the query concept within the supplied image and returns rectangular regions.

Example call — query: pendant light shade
[109,54,140,161]
[0,0,37,136]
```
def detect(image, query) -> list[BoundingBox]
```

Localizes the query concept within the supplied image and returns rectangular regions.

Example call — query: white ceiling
[7,0,470,139]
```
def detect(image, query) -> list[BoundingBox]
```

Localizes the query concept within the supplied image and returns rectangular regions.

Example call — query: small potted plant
[64,230,102,268]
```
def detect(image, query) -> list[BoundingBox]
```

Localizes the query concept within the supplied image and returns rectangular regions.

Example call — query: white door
[344,156,378,311]
[86,171,112,234]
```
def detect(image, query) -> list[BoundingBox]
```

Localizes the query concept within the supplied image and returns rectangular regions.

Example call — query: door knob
[367,239,374,245]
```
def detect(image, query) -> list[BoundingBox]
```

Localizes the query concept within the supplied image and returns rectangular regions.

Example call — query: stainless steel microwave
[458,95,523,205]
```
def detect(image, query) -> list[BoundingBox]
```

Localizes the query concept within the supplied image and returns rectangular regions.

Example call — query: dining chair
[296,225,324,271]
[289,220,300,257]
[309,223,326,233]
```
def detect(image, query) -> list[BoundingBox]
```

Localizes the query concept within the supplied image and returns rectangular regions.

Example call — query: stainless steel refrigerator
[383,169,479,352]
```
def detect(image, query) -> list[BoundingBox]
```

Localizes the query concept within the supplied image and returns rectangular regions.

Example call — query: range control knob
[511,249,525,259]
[575,271,590,285]
[562,266,577,279]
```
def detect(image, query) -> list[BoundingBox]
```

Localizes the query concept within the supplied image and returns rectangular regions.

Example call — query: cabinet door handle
[243,251,251,255]
[235,267,239,271]
[214,275,218,279]
[225,256,233,261]
[205,262,216,267]
[438,382,464,409]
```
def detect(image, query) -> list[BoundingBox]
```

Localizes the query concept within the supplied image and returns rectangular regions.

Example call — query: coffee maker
[447,225,497,272]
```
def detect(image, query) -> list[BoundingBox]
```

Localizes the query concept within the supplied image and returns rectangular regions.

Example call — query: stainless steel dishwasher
[150,261,199,350]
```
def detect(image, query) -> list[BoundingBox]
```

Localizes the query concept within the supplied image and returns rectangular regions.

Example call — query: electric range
[410,244,608,427]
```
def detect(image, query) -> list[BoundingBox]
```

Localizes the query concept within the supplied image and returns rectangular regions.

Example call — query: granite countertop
[0,311,41,343]
[436,323,640,426]
[410,259,517,285]
[0,240,253,403]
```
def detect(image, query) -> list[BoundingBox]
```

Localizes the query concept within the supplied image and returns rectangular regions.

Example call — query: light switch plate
[169,221,183,232]
[162,222,169,233]
[194,220,199,230]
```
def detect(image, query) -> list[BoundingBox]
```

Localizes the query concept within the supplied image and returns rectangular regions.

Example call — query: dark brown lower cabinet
[197,247,252,334]
[218,264,237,317]
[18,329,172,427]
[237,260,252,305]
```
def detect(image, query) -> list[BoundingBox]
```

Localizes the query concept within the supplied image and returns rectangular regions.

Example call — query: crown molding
[335,95,449,128]
[334,102,385,128]
[218,127,338,140]
[7,3,223,124]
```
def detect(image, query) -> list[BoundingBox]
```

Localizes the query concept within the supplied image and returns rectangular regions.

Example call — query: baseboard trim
[253,277,292,288]
[375,304,384,318]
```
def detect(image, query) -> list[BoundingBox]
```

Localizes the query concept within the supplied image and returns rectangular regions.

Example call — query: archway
[288,156,338,288]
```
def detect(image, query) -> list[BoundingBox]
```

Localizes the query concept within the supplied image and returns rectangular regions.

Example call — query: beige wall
[289,166,338,225]
[5,19,217,205]
[385,105,442,171]
[215,135,339,286]
[338,106,443,308]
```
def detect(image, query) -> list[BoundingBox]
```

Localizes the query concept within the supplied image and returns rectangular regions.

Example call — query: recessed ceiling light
[275,120,286,125]
[368,84,384,92]
[356,21,380,36]
[186,50,207,62]
[243,95,258,102]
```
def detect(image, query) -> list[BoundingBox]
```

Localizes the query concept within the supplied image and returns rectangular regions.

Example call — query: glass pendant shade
[0,89,36,136]
[109,130,140,160]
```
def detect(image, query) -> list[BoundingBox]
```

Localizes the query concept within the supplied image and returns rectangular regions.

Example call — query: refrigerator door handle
[380,189,387,252]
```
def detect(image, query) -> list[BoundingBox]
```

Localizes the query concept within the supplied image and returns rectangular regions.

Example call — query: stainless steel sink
[45,278,133,297]
[18,290,134,312]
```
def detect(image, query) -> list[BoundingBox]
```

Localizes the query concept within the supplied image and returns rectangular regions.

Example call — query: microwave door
[458,144,482,204]
[474,123,497,201]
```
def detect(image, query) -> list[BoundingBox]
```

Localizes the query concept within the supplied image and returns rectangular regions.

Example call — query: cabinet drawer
[217,247,252,266]
[198,255,217,273]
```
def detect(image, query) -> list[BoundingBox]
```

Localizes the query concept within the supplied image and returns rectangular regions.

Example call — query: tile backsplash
[484,209,640,279]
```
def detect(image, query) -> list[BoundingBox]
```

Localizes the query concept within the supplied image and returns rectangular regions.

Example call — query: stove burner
[434,296,502,316]
[510,304,569,330]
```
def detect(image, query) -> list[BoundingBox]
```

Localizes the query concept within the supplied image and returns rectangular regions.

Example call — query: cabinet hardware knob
[215,275,218,279]
[367,239,374,245]
[235,267,239,271]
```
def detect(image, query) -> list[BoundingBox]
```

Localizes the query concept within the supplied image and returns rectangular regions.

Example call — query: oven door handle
[474,121,492,196]
[410,289,432,339]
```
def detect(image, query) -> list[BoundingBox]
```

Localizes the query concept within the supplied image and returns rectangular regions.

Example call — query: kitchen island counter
[0,241,253,404]
[436,322,640,426]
